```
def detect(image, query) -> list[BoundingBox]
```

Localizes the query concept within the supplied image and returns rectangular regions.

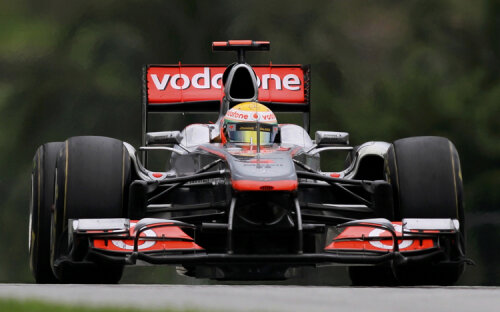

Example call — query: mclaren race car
[29,40,470,285]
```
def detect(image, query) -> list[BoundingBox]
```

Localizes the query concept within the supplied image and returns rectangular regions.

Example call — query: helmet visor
[226,123,277,144]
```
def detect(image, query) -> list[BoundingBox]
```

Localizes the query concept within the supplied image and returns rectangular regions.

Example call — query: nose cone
[227,147,298,192]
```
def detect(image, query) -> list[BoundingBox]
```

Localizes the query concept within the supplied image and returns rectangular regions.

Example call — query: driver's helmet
[221,102,278,144]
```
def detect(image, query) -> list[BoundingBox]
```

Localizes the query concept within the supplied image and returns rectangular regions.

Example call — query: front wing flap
[71,218,204,255]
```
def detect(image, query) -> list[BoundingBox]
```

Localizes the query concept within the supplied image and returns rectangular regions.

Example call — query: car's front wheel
[349,136,466,286]
[386,136,465,285]
[51,136,131,283]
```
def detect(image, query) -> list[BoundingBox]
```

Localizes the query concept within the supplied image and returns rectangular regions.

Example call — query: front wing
[66,218,467,268]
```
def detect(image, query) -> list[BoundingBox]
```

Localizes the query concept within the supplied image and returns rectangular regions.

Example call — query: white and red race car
[29,40,471,285]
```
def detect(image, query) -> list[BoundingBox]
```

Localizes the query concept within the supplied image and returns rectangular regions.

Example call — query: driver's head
[222,102,278,144]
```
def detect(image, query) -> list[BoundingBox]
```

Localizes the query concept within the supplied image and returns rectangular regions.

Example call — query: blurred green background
[0,0,498,285]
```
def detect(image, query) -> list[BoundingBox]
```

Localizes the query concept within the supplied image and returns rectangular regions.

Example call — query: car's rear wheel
[386,136,465,285]
[30,142,64,283]
[51,136,131,283]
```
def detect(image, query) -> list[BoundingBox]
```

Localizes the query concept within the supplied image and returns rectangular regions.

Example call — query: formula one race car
[29,40,470,285]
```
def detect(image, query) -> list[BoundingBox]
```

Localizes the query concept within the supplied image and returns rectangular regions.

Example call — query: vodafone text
[225,110,276,121]
[150,67,301,91]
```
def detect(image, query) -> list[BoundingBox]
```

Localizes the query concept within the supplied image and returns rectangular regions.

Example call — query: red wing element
[92,221,203,253]
[212,40,270,51]
[146,65,308,105]
[325,222,435,252]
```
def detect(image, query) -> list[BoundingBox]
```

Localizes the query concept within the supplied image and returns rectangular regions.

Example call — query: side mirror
[146,131,182,145]
[315,131,349,146]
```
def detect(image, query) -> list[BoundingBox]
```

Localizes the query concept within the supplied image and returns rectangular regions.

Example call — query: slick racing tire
[386,136,465,286]
[30,142,64,283]
[51,136,131,283]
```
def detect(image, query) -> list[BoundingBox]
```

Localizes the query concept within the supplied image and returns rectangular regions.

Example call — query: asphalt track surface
[1,284,499,312]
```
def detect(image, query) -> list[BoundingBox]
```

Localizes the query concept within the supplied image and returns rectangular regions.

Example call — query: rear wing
[141,64,311,150]
[144,64,310,108]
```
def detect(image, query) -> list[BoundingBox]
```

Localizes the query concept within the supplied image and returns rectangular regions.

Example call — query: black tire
[386,136,465,285]
[51,136,131,283]
[29,142,64,283]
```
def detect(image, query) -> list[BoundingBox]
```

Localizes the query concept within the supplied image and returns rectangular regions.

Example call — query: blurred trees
[0,0,498,284]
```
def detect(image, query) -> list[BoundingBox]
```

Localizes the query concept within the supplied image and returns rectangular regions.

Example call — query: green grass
[0,298,203,312]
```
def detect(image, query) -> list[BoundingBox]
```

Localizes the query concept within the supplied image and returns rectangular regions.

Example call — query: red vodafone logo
[147,66,306,104]
[225,110,277,123]
[226,110,250,120]
[261,112,276,121]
